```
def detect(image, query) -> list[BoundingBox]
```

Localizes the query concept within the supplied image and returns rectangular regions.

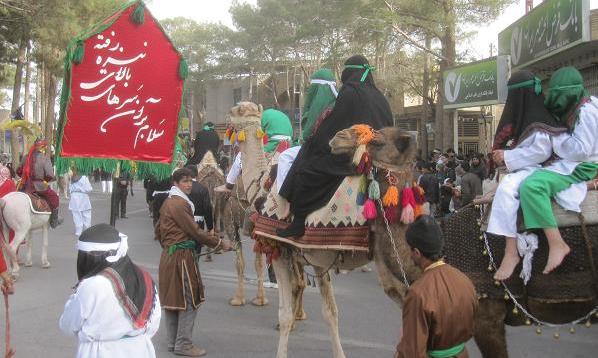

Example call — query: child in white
[69,168,93,237]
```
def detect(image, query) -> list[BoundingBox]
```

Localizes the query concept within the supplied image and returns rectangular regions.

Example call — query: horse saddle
[28,193,51,213]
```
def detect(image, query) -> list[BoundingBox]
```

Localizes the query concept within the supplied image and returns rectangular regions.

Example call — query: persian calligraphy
[61,4,183,163]
[80,32,164,149]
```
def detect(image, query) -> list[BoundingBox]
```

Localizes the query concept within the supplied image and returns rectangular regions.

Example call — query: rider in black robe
[186,122,220,166]
[277,55,393,237]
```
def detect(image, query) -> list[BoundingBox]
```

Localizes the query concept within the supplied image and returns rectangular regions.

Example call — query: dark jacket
[419,173,439,204]
[189,180,214,231]
[460,172,483,206]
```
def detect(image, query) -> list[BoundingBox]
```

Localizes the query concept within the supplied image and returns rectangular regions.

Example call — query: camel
[0,191,52,277]
[218,102,271,307]
[251,126,421,358]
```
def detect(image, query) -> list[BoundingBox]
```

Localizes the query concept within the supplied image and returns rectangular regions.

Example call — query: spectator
[470,154,487,182]
[459,162,483,206]
[417,162,439,214]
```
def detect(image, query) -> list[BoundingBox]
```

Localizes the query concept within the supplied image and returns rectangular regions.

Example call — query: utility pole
[525,0,533,13]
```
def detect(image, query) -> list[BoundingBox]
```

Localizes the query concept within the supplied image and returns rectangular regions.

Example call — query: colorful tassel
[230,132,237,144]
[368,179,380,200]
[358,175,367,194]
[400,204,415,224]
[352,144,366,166]
[384,205,399,224]
[256,127,265,138]
[351,124,375,145]
[131,2,145,24]
[237,130,246,142]
[363,199,378,219]
[382,185,399,207]
[225,127,233,139]
[356,192,366,206]
[414,203,423,218]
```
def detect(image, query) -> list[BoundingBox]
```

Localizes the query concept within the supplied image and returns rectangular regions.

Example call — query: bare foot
[494,253,520,281]
[543,243,570,274]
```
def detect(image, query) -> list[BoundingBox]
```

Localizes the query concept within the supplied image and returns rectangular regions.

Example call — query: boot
[50,209,63,229]
[276,214,306,238]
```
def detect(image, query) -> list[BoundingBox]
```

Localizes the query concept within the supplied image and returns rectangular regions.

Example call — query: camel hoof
[42,262,51,269]
[295,311,307,321]
[251,297,268,306]
[229,297,246,306]
[24,262,33,267]
[275,322,296,331]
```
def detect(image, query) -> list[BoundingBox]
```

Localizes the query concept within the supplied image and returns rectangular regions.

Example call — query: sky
[147,0,598,62]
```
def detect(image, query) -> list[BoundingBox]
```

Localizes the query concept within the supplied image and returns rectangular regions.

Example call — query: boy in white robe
[60,224,161,358]
[519,67,598,275]
[486,71,567,281]
[69,167,93,237]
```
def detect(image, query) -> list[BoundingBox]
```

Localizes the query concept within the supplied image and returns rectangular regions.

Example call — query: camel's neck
[240,123,268,204]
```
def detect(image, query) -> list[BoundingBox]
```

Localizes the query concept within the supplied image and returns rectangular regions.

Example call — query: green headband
[344,64,376,82]
[203,124,214,131]
[547,84,584,91]
[507,77,542,95]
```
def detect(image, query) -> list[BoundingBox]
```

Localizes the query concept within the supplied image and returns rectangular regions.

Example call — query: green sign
[498,0,590,69]
[443,56,510,109]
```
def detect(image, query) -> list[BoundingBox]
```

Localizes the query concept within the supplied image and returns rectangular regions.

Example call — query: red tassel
[384,205,399,224]
[401,187,416,208]
[363,199,378,219]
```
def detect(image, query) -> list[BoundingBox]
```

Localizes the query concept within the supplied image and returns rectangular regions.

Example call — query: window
[233,88,242,105]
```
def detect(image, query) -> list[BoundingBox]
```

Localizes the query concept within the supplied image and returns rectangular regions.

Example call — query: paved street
[5,181,597,357]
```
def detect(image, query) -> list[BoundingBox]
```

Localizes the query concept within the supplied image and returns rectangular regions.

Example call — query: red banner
[60,6,183,163]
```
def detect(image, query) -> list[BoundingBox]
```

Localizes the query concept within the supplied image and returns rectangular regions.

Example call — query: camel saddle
[441,192,598,305]
[252,175,369,251]
[27,192,51,214]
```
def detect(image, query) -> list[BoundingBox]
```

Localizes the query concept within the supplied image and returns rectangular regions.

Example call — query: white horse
[0,191,51,277]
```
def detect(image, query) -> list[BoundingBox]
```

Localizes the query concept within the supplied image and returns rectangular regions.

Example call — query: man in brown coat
[156,168,232,357]
[396,215,478,358]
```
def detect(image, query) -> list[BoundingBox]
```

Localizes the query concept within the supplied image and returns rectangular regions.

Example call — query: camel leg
[41,223,50,268]
[273,254,294,358]
[314,267,345,358]
[291,257,307,320]
[373,254,409,308]
[229,240,246,306]
[251,251,269,306]
[474,299,508,358]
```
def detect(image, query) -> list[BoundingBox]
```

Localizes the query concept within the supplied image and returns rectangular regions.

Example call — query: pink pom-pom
[363,199,378,220]
[401,187,416,208]
[400,204,415,224]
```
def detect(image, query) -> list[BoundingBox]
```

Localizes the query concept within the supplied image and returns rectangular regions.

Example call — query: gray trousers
[165,276,198,351]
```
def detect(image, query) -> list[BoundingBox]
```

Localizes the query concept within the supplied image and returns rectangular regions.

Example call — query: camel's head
[229,101,263,129]
[330,126,417,172]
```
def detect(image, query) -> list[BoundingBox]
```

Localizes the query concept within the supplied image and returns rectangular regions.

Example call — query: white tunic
[544,97,598,212]
[226,153,242,185]
[69,176,93,212]
[59,275,161,358]
[487,132,552,237]
[276,146,301,193]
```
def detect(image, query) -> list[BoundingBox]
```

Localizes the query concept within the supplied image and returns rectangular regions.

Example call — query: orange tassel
[382,185,399,207]
[414,204,423,218]
[351,124,375,145]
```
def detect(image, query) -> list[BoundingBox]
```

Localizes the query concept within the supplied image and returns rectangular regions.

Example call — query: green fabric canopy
[261,108,293,153]
[301,68,337,142]
[544,66,588,124]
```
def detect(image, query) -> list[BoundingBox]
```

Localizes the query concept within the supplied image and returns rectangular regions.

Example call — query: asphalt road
[5,181,597,357]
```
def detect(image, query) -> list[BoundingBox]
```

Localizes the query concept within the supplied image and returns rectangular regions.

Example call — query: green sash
[427,343,465,358]
[168,240,197,256]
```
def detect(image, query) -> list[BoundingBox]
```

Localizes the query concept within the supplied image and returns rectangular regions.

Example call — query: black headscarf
[77,224,156,329]
[493,70,566,150]
[187,128,220,166]
[279,55,393,217]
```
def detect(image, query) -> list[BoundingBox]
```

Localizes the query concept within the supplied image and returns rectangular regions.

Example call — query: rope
[479,206,598,328]
[4,291,13,358]
[376,198,410,288]
[302,252,340,279]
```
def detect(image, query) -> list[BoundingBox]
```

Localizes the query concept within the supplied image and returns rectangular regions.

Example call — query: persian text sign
[443,56,510,109]
[61,6,183,163]
[498,0,590,69]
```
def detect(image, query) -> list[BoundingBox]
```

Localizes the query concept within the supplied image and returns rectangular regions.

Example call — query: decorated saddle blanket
[442,205,598,304]
[28,193,51,214]
[252,175,369,251]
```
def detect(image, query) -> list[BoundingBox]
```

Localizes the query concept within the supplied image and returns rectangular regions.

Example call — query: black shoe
[276,215,306,238]
[121,215,128,219]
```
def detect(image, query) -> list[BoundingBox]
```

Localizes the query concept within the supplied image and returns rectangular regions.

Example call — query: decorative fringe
[368,179,380,200]
[363,199,377,219]
[352,144,366,166]
[72,41,85,64]
[237,130,246,142]
[256,127,265,138]
[131,2,145,24]
[351,124,375,145]
[384,205,399,224]
[382,185,399,207]
[178,58,188,80]
[400,187,416,224]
